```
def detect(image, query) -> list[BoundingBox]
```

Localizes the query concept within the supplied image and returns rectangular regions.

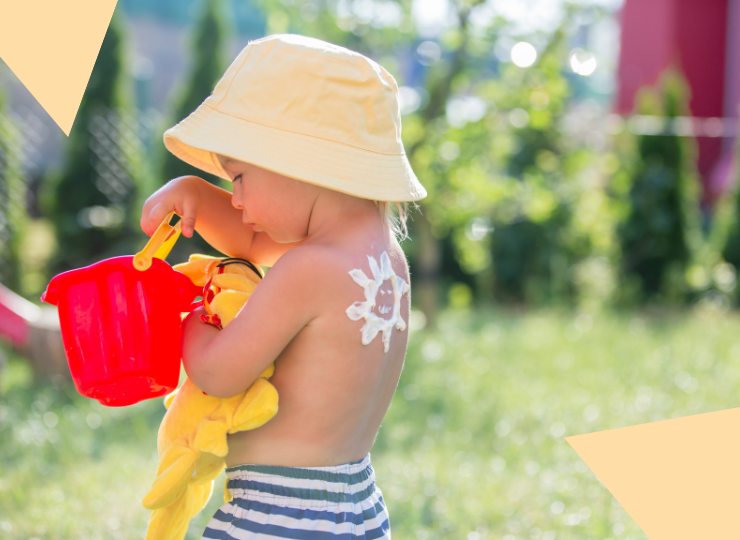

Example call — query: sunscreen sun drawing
[346,251,410,353]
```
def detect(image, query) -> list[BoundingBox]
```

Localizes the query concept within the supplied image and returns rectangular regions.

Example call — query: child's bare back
[226,228,410,468]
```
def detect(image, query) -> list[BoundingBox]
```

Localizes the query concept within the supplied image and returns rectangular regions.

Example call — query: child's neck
[302,189,386,248]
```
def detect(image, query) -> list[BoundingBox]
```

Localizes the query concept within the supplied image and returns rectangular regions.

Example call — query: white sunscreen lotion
[346,251,410,353]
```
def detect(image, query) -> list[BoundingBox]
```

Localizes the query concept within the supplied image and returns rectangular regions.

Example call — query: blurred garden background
[2,0,740,538]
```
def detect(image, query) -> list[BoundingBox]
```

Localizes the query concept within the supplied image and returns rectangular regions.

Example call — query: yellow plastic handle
[133,211,183,271]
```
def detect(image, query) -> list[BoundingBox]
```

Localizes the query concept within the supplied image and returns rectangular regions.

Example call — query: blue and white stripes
[202,454,391,539]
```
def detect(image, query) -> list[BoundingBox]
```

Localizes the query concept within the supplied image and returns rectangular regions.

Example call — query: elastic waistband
[225,454,375,506]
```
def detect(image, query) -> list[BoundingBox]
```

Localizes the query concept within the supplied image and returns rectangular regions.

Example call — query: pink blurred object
[616,0,740,207]
[0,283,67,378]
[0,283,36,348]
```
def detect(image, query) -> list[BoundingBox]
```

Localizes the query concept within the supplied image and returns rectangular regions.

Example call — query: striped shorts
[201,454,391,539]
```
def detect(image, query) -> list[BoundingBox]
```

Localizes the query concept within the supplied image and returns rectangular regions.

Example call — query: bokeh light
[416,40,442,66]
[398,86,421,115]
[465,217,492,241]
[569,48,597,75]
[510,41,537,67]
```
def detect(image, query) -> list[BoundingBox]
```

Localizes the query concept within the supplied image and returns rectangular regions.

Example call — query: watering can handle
[133,211,182,271]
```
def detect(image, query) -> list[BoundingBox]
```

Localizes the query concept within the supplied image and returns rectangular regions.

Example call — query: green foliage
[0,346,170,539]
[716,135,740,298]
[412,22,619,308]
[3,305,740,538]
[488,32,619,306]
[43,9,151,274]
[616,71,703,304]
[719,191,740,269]
[0,90,25,290]
[705,135,740,302]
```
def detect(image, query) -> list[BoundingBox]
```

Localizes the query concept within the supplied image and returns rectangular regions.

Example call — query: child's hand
[141,176,202,238]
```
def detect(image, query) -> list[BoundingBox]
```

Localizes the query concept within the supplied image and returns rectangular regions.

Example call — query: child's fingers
[179,197,198,238]
[140,208,149,235]
[144,203,167,236]
[140,198,156,235]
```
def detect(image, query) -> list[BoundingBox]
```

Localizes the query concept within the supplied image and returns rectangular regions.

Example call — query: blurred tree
[43,8,151,274]
[719,198,740,269]
[0,90,25,291]
[411,13,618,309]
[711,134,740,301]
[403,1,487,323]
[718,130,740,249]
[158,0,232,187]
[616,70,702,303]
[484,28,580,305]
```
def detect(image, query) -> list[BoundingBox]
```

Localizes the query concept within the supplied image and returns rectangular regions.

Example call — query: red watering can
[41,212,202,407]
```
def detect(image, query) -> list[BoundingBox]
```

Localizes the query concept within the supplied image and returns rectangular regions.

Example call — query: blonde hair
[375,201,411,242]
[215,153,414,242]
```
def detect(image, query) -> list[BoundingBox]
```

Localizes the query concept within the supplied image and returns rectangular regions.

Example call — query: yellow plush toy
[142,255,278,540]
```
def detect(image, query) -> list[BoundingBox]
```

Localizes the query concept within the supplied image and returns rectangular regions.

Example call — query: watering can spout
[41,273,64,306]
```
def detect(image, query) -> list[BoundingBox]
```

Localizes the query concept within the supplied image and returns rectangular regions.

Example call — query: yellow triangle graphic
[0,0,119,136]
[566,407,740,540]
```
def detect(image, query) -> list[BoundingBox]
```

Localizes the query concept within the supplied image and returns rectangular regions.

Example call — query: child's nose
[231,194,243,210]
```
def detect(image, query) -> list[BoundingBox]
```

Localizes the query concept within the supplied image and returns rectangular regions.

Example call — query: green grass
[2,306,740,539]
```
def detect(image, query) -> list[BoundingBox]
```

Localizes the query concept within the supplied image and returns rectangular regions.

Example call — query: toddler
[140,34,426,539]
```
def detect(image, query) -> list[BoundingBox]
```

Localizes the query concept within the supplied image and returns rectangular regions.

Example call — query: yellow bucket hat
[163,33,427,202]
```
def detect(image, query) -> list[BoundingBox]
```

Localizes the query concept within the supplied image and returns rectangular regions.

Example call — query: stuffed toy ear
[173,254,225,287]
[191,452,225,486]
[143,442,199,510]
[229,378,279,434]
[212,273,257,294]
[193,416,230,457]
[145,494,189,540]
[145,483,211,540]
[173,259,212,287]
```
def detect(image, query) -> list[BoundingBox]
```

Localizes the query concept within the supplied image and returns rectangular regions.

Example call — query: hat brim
[163,104,427,202]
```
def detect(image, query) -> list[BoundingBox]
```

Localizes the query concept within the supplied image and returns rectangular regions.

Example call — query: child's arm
[140,176,304,266]
[180,246,319,397]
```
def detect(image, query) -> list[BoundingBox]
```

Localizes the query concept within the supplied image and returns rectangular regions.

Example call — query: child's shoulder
[267,243,363,288]
[272,240,407,277]
[265,241,409,301]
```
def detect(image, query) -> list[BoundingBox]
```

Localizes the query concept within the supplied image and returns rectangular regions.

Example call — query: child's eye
[234,174,243,183]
